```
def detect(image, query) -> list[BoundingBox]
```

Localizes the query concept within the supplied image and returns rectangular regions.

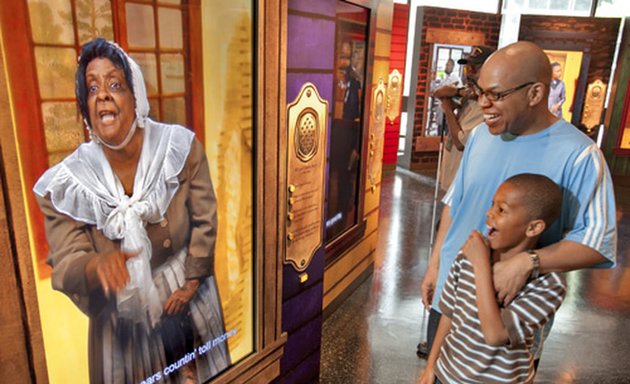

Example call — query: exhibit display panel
[0,0,287,382]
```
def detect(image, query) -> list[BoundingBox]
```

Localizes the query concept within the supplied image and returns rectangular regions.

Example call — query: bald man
[420,41,616,371]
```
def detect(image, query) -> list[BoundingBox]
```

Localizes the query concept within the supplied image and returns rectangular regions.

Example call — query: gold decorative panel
[208,10,254,360]
[295,109,320,162]
[386,69,402,123]
[368,78,386,189]
[581,79,607,132]
[286,83,328,271]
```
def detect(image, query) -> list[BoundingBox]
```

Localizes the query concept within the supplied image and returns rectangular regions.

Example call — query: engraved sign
[368,78,387,189]
[581,79,607,131]
[386,69,403,123]
[285,83,329,271]
[295,109,319,161]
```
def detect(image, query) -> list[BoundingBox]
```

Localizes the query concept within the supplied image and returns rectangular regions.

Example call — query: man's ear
[528,82,546,107]
[526,219,546,238]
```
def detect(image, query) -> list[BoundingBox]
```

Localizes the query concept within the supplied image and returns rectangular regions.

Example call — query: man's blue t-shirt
[433,119,617,309]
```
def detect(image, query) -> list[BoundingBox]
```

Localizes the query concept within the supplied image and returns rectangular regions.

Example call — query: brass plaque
[581,79,607,131]
[285,83,329,271]
[386,69,402,123]
[368,78,387,188]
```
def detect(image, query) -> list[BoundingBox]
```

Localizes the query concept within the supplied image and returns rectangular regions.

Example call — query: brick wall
[411,7,500,167]
[383,3,409,166]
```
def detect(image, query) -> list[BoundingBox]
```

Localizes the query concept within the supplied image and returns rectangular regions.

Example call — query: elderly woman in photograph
[34,38,230,384]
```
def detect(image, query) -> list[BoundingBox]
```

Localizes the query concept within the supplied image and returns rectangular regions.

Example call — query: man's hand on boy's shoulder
[461,230,491,266]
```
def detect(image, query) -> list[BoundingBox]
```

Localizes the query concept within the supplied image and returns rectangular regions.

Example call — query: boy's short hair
[504,173,562,227]
[550,61,561,69]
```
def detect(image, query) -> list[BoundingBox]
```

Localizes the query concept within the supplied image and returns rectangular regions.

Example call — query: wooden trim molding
[212,0,289,381]
[187,0,205,144]
[0,4,49,380]
[0,0,50,279]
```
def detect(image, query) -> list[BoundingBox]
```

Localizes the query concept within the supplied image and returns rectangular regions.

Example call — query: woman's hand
[461,230,490,266]
[87,250,137,297]
[164,279,200,315]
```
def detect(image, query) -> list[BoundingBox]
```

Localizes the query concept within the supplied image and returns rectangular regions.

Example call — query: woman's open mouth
[99,110,117,124]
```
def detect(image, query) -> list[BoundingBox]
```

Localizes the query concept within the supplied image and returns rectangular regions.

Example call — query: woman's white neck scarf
[34,44,194,328]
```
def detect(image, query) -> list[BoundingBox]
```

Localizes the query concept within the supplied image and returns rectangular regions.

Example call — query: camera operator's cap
[457,46,494,68]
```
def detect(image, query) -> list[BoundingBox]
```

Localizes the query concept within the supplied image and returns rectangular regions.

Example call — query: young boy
[418,173,566,384]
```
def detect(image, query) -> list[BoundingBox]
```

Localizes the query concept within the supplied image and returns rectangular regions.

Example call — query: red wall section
[383,3,409,166]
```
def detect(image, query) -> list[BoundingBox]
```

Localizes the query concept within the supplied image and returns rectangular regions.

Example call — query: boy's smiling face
[485,182,533,253]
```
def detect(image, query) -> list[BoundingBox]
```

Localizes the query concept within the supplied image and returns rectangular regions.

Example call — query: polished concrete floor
[320,168,630,384]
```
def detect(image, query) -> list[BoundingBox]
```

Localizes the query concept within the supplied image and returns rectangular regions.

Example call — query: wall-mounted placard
[285,83,329,271]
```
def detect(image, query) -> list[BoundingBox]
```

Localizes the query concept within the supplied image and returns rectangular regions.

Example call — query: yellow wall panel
[364,209,379,236]
[323,251,374,308]
[375,32,392,58]
[364,183,381,215]
[373,59,391,84]
[324,230,378,294]
[376,1,394,30]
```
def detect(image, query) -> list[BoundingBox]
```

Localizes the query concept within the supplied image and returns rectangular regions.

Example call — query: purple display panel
[279,315,323,372]
[282,250,325,300]
[279,1,338,382]
[288,0,336,17]
[286,73,334,106]
[282,281,324,332]
[287,14,335,70]
[280,350,321,384]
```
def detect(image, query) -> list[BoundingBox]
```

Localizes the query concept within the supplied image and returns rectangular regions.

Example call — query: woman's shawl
[34,120,195,327]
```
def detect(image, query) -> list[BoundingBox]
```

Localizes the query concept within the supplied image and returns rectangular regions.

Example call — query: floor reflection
[320,168,630,384]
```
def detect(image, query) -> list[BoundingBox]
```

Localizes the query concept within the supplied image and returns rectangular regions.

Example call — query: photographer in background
[433,58,461,136]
